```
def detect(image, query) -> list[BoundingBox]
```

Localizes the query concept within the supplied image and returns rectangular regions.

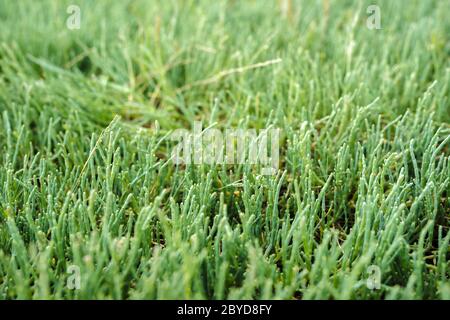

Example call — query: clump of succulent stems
[0,0,448,299]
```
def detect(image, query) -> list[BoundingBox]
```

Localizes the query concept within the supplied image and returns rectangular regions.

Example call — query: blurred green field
[0,0,449,299]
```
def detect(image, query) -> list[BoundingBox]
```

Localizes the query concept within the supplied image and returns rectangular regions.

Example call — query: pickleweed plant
[0,0,448,300]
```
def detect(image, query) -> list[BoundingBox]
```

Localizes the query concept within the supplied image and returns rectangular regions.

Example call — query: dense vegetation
[0,0,449,299]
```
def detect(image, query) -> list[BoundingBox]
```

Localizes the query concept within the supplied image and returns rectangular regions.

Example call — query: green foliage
[0,0,448,299]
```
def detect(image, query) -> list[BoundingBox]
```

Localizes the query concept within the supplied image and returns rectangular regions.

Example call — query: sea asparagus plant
[0,0,449,299]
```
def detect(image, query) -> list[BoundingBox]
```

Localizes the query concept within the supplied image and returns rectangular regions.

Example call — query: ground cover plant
[0,0,449,299]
